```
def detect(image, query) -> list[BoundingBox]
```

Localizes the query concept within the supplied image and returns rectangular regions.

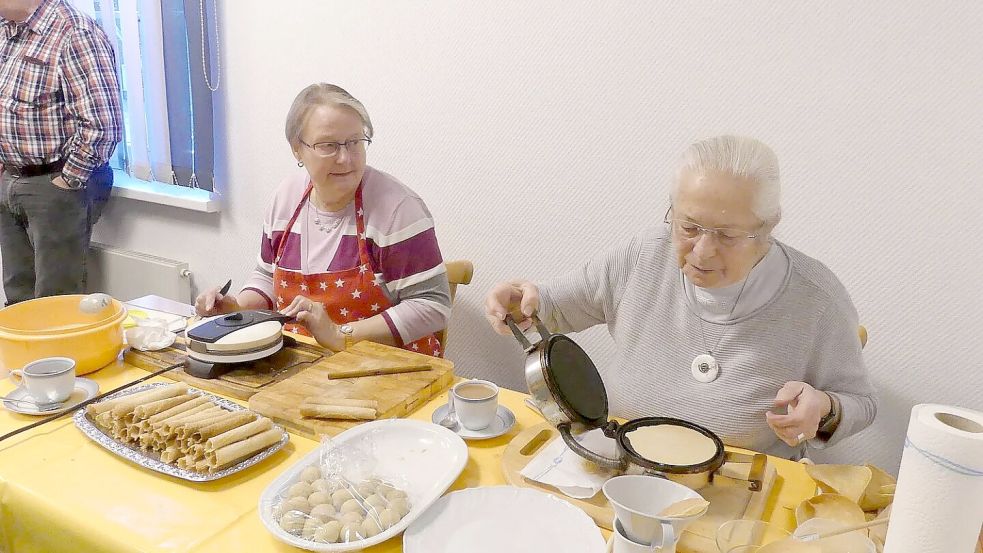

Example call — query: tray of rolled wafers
[74,382,289,481]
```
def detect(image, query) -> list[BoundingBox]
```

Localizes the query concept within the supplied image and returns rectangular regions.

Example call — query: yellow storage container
[0,295,126,375]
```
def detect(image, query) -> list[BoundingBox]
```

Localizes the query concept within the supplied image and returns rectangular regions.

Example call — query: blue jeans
[0,164,113,305]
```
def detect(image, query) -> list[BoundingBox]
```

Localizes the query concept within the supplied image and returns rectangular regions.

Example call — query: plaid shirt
[0,0,122,182]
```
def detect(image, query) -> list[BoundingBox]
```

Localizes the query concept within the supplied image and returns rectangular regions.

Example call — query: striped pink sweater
[242,166,450,343]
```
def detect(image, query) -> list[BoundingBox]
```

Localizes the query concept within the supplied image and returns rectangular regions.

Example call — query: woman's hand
[280,295,344,350]
[194,286,239,316]
[484,279,541,336]
[765,381,832,447]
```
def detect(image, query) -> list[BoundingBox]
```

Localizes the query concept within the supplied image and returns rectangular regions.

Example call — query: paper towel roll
[884,404,983,553]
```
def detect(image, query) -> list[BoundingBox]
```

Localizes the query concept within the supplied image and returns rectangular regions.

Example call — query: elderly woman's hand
[765,381,833,447]
[280,295,344,350]
[194,286,239,317]
[484,280,541,336]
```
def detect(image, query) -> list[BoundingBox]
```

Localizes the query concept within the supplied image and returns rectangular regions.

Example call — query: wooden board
[321,350,430,379]
[248,341,454,439]
[503,423,777,553]
[125,338,328,400]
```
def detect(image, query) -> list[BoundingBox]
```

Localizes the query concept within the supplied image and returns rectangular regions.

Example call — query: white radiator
[87,243,192,303]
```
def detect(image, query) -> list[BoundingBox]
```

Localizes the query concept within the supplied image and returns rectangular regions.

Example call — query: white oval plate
[403,486,606,553]
[259,419,468,552]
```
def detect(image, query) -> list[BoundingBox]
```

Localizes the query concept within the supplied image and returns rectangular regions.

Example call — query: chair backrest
[438,259,474,350]
[859,325,868,349]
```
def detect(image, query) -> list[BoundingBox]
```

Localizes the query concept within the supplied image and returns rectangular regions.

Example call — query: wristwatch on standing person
[56,173,85,190]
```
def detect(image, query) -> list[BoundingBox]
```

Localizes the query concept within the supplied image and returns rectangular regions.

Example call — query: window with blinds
[70,0,220,192]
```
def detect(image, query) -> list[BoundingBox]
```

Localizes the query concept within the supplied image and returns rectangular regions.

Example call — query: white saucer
[2,378,100,416]
[430,403,516,440]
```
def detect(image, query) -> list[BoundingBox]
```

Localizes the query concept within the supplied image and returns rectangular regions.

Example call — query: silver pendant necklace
[689,274,750,383]
[308,198,343,234]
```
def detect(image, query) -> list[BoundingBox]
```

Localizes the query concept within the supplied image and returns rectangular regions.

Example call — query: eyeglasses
[663,206,761,247]
[299,137,371,158]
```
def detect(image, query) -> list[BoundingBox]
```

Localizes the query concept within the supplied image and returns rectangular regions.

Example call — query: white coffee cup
[8,357,76,404]
[613,517,674,553]
[451,379,499,431]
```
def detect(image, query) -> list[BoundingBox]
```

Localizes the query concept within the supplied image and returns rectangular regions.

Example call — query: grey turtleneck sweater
[538,226,877,457]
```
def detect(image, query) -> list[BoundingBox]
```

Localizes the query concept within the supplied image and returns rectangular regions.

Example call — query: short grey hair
[672,135,782,227]
[284,83,373,146]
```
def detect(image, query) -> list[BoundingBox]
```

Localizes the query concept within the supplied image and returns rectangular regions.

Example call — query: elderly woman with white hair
[485,135,876,457]
[196,83,449,356]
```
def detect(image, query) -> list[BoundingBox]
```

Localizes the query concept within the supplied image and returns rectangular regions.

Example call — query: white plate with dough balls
[259,419,468,551]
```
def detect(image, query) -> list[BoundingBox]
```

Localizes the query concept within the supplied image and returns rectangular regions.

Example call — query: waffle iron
[184,310,294,379]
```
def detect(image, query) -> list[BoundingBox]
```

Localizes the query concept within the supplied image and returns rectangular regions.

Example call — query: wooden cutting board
[321,350,431,379]
[125,337,328,400]
[248,340,454,439]
[502,423,777,553]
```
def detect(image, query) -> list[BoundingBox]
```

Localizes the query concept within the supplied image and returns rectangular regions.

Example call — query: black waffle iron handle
[505,313,553,354]
[187,310,294,343]
[557,421,627,471]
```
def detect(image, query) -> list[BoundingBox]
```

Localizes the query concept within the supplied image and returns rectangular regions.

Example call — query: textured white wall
[39,1,980,473]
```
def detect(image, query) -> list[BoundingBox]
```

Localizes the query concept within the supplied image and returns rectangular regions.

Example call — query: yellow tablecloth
[0,359,815,552]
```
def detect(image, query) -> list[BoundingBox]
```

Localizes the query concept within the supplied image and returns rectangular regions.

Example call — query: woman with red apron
[272,182,442,357]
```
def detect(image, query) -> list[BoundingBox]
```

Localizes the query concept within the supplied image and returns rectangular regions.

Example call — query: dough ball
[364,493,388,509]
[311,478,334,494]
[389,497,410,517]
[360,516,383,538]
[279,511,307,535]
[378,508,401,529]
[331,489,354,509]
[299,465,322,483]
[355,481,377,498]
[307,491,332,507]
[309,503,337,522]
[340,523,361,543]
[313,520,342,543]
[288,481,314,499]
[338,511,363,526]
[302,517,321,540]
[283,496,310,514]
[341,498,364,514]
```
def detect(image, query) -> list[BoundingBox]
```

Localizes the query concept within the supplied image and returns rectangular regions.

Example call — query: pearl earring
[297,160,304,167]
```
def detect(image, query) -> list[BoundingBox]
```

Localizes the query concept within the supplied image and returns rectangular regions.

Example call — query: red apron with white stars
[272,182,442,357]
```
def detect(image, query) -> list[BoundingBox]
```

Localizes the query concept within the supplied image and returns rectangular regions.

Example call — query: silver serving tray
[74,382,289,482]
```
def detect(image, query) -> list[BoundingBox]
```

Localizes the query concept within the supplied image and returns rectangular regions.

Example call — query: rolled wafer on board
[301,398,378,410]
[300,405,377,420]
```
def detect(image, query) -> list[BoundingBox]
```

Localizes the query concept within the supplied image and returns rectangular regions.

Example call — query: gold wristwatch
[339,324,355,350]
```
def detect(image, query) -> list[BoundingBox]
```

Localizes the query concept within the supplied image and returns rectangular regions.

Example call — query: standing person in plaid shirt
[0,0,122,305]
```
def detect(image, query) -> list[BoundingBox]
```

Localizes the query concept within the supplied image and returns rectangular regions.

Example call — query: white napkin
[520,428,618,499]
[125,317,177,351]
